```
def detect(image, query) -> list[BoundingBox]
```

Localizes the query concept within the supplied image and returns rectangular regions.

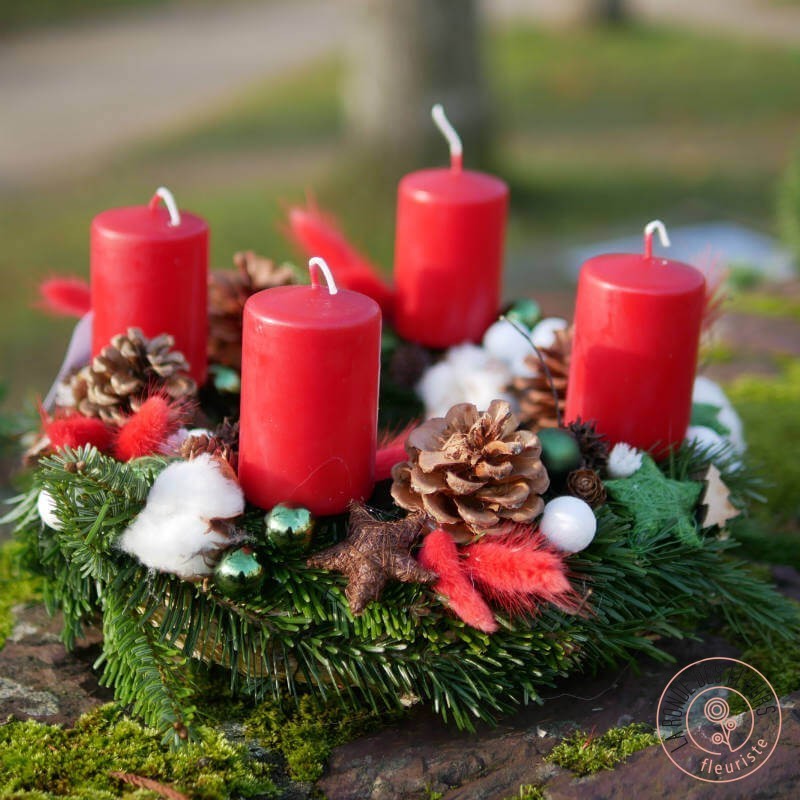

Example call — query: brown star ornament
[306,503,436,614]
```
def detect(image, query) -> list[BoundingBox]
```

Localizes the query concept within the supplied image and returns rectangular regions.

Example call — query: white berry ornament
[37,489,64,530]
[539,496,597,553]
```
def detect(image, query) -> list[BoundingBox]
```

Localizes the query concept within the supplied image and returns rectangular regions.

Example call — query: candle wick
[431,104,463,172]
[149,186,182,227]
[308,257,339,295]
[500,314,563,428]
[643,219,670,259]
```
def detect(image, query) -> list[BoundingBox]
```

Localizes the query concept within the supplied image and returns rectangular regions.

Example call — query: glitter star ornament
[306,503,436,614]
[604,455,703,545]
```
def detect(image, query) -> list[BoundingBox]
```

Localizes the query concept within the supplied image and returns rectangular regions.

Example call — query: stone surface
[0,603,110,725]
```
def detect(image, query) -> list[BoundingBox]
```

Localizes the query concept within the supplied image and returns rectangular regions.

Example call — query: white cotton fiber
[145,454,244,520]
[607,442,644,478]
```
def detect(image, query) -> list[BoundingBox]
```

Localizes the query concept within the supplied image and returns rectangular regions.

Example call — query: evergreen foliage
[7,441,800,743]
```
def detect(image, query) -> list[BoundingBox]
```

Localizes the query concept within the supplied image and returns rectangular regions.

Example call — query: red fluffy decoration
[45,414,115,454]
[286,202,395,317]
[463,528,578,616]
[375,425,416,483]
[114,396,186,462]
[37,277,92,318]
[418,529,498,633]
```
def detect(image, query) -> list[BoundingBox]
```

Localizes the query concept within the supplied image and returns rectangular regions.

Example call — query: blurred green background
[1,0,799,543]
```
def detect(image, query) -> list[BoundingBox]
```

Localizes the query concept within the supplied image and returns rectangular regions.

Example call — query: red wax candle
[564,222,706,454]
[91,188,208,384]
[238,258,382,515]
[394,105,508,348]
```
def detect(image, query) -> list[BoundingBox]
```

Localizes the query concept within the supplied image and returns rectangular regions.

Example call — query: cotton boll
[607,443,643,478]
[717,405,745,453]
[145,454,244,521]
[162,427,214,456]
[37,489,63,530]
[692,376,730,409]
[482,319,532,372]
[530,318,568,349]
[685,425,726,454]
[119,510,230,578]
[417,344,513,419]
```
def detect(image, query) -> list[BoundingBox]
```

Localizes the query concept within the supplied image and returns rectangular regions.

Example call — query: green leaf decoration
[691,401,731,436]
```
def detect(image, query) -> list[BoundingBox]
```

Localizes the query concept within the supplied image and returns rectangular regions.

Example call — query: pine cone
[510,327,572,430]
[388,342,433,389]
[391,400,550,543]
[209,251,297,369]
[568,418,610,472]
[180,433,235,469]
[566,468,607,508]
[66,328,196,424]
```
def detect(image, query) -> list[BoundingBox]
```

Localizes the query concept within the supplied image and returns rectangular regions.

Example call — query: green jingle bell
[504,298,542,330]
[264,504,315,553]
[214,547,264,598]
[538,427,582,486]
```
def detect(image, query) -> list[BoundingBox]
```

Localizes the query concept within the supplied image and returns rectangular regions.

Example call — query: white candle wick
[431,103,463,171]
[308,256,338,295]
[644,219,671,258]
[149,186,182,227]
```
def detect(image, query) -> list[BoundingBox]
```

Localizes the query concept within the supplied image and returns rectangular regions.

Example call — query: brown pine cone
[510,327,572,430]
[566,468,607,508]
[568,418,610,472]
[209,251,297,369]
[66,328,196,424]
[388,341,433,389]
[391,399,550,543]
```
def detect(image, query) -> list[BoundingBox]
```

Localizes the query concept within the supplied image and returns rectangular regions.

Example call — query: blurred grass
[3,23,800,403]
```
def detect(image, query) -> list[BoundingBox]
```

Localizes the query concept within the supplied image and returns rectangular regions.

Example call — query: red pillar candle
[91,187,208,384]
[564,221,706,454]
[238,258,382,515]
[394,105,508,348]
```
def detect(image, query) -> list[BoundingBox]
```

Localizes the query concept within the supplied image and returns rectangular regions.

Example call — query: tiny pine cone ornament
[567,418,610,472]
[391,399,549,543]
[65,328,196,424]
[565,468,607,508]
[510,327,572,430]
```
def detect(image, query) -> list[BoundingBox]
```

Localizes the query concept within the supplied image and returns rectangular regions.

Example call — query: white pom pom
[530,317,568,349]
[37,489,63,530]
[607,442,644,478]
[539,496,596,553]
[417,344,512,419]
[145,454,244,521]
[717,405,745,453]
[118,454,245,578]
[482,319,532,374]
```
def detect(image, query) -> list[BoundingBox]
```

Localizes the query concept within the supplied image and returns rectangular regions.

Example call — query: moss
[726,292,800,321]
[243,694,396,783]
[545,723,659,776]
[503,785,546,800]
[0,704,276,798]
[724,360,800,565]
[0,540,44,648]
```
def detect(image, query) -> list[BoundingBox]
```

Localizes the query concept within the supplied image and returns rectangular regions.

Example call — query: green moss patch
[0,705,276,798]
[243,694,396,783]
[546,723,659,776]
[0,540,43,649]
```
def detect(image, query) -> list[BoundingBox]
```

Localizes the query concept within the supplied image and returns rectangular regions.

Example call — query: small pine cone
[568,418,610,472]
[510,327,572,430]
[209,251,297,370]
[67,328,196,424]
[180,433,234,468]
[389,342,433,389]
[566,468,607,508]
[391,399,550,543]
